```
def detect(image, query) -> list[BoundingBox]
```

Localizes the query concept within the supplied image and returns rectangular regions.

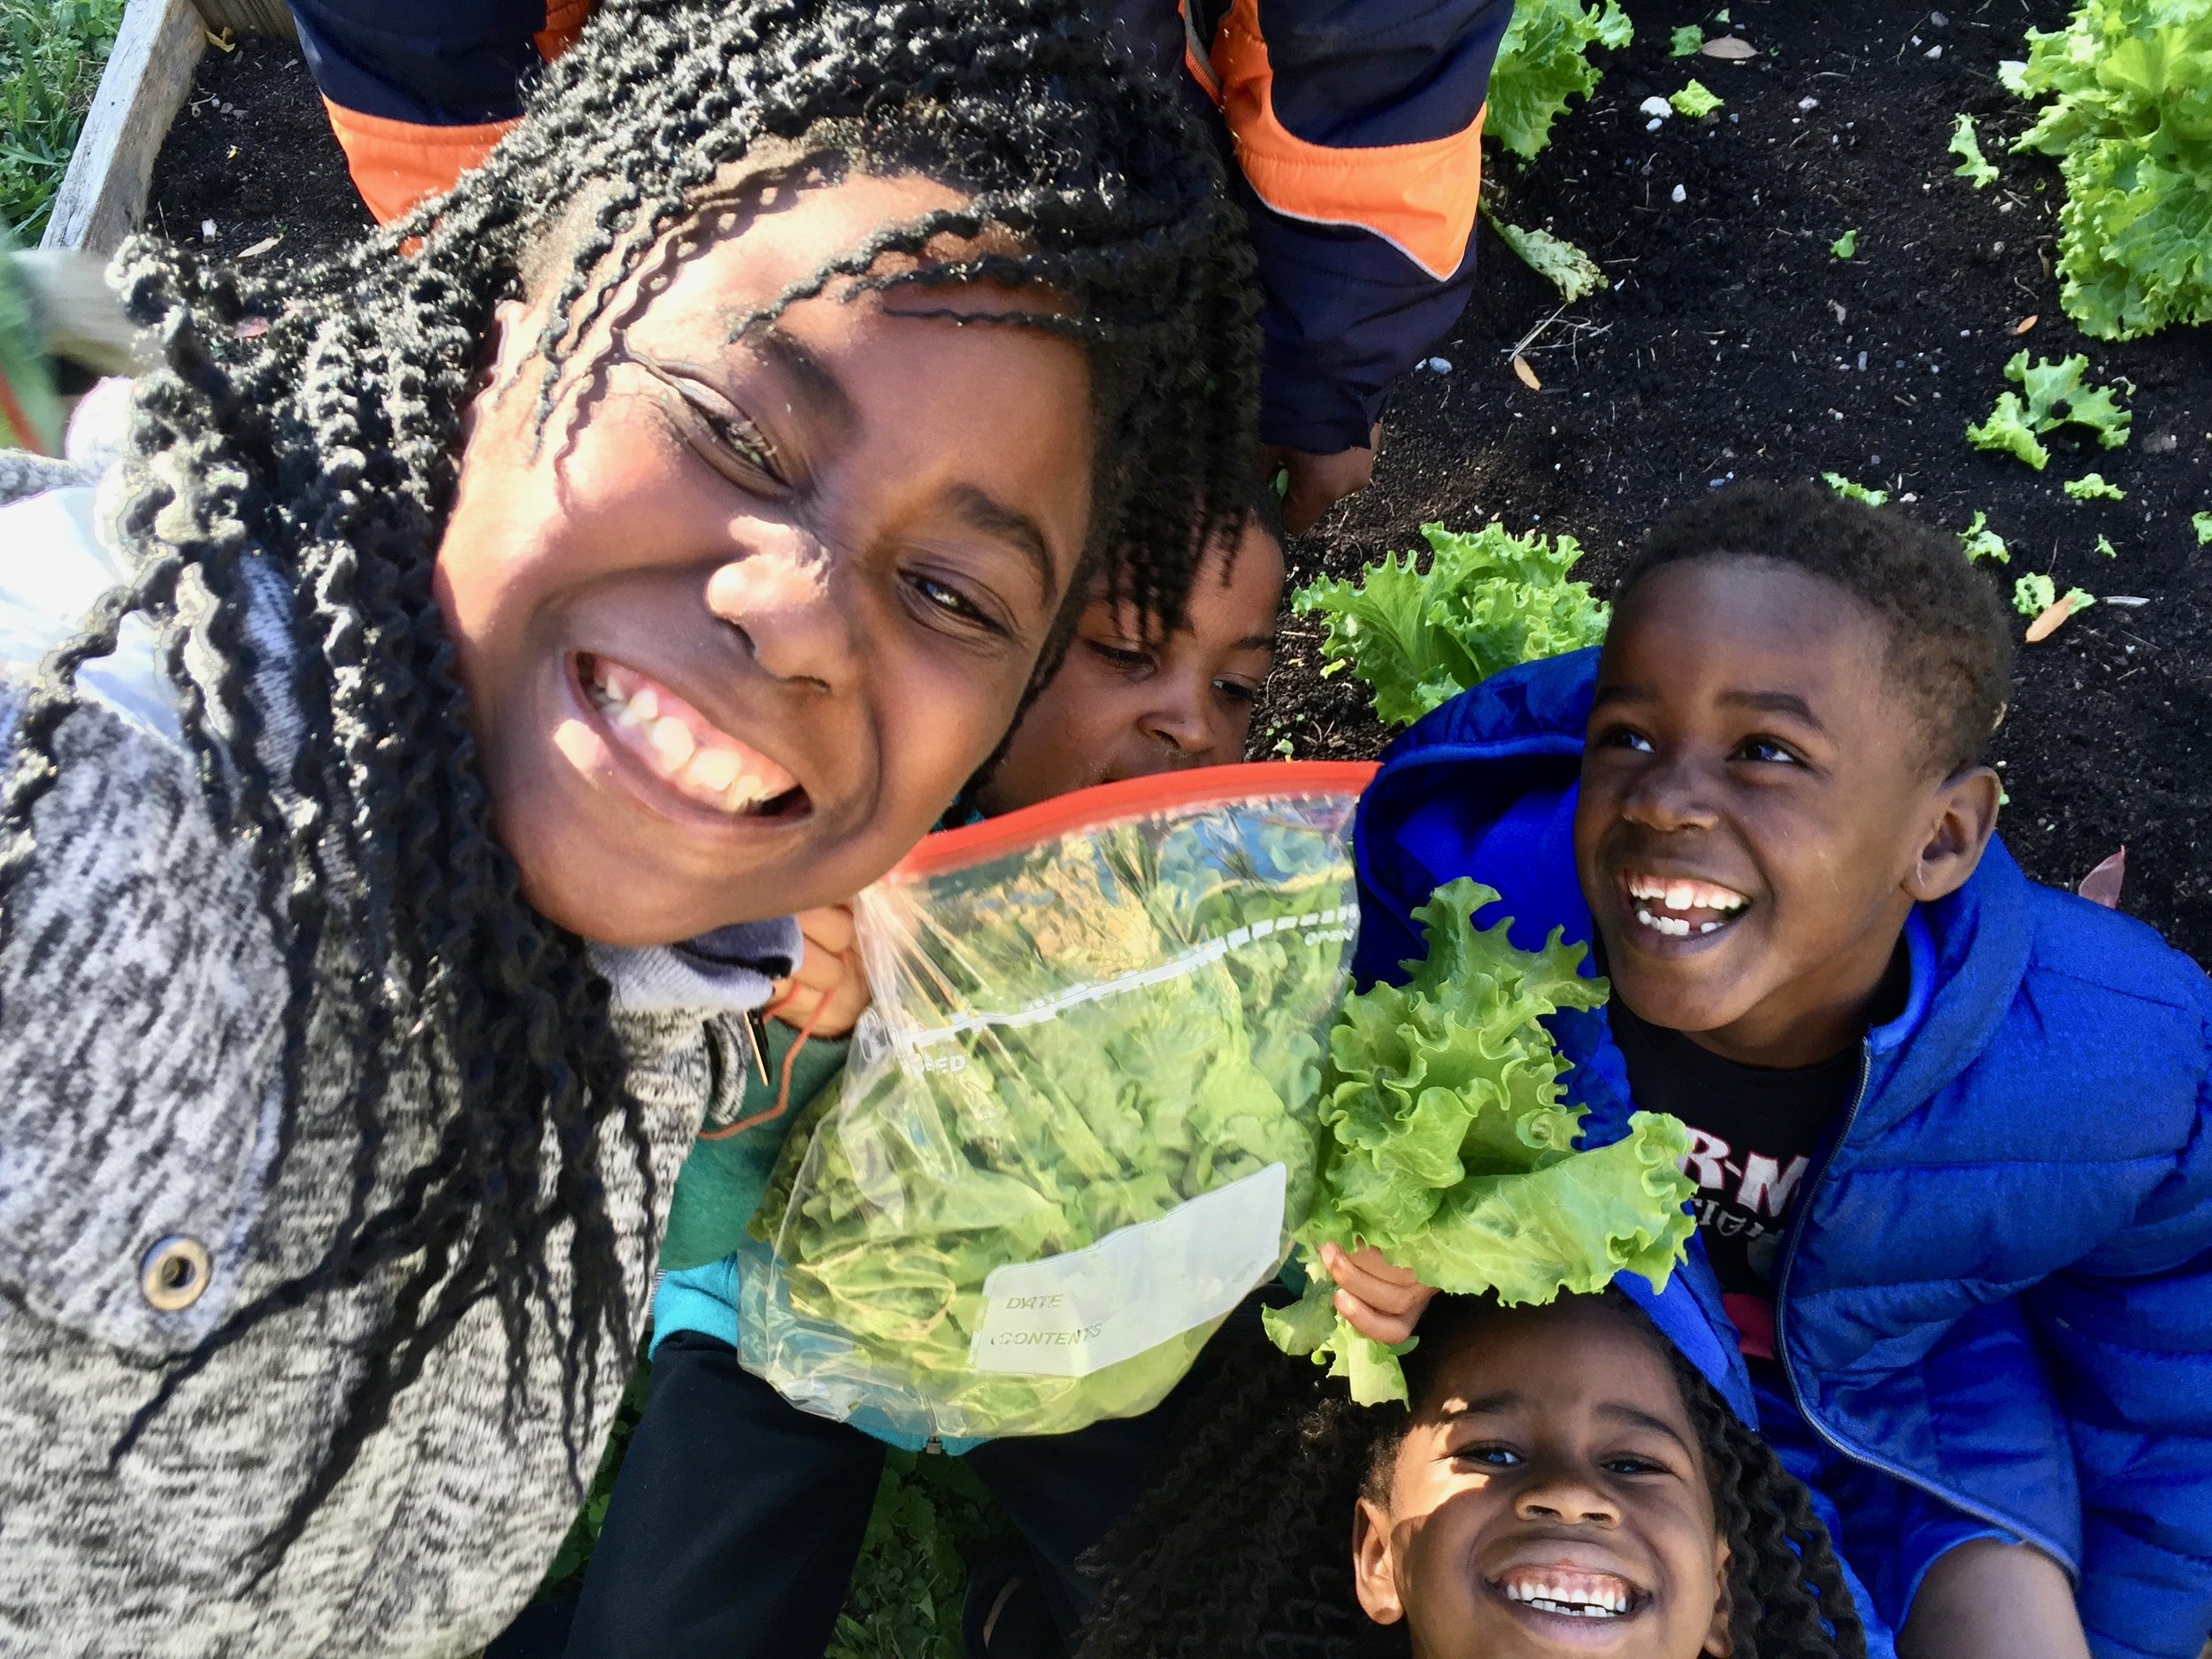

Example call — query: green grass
[1,0,127,241]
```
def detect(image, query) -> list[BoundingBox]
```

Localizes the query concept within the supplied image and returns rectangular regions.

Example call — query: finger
[797,903,856,953]
[1345,1245,1421,1287]
[1335,1286,1417,1348]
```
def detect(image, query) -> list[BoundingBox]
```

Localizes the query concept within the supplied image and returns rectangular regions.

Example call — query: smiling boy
[1341,482,2212,1659]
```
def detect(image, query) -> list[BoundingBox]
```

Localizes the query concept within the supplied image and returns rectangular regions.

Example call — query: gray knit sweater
[0,482,798,1657]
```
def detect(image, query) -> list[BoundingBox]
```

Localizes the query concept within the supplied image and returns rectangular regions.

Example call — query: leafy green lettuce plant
[2005,0,2212,339]
[1486,0,1633,159]
[1265,881,1695,1406]
[1966,350,2133,468]
[1295,522,1609,731]
[1823,472,1890,506]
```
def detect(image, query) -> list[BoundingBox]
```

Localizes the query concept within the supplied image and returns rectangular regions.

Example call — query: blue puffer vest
[1352,649,2212,1659]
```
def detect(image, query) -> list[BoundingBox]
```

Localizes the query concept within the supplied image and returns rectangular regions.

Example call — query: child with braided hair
[1077,1289,1872,1659]
[0,4,1260,1655]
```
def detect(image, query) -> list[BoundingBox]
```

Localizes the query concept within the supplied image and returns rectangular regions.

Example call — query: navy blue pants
[502,1320,1235,1659]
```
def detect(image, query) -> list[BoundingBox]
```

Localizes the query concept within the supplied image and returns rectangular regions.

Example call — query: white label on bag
[969,1163,1286,1378]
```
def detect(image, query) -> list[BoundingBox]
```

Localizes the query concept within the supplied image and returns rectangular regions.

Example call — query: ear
[1903,764,2001,903]
[1351,1497,1406,1627]
[1701,1535,1735,1657]
[457,298,534,444]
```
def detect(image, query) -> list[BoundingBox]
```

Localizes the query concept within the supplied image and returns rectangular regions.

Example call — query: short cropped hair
[1617,480,2013,775]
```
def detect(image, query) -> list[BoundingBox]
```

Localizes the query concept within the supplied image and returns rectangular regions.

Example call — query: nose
[1135,673,1218,763]
[1619,749,1720,834]
[1511,1465,1622,1529]
[703,529,858,692]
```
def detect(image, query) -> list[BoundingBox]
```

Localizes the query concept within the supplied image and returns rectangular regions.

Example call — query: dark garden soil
[150,4,2212,963]
[147,35,369,273]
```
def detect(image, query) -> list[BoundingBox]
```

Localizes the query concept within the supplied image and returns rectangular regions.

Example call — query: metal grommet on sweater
[139,1235,212,1313]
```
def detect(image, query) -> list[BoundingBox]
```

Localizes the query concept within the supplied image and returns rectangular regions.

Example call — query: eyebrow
[947,482,1060,608]
[1591,681,1828,733]
[1443,1393,1694,1457]
[1236,634,1279,653]
[753,325,856,429]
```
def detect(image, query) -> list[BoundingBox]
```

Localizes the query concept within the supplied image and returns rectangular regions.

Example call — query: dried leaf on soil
[2012,314,2040,334]
[2077,847,2126,908]
[2025,587,2097,641]
[1513,354,1544,389]
[1700,35,1757,58]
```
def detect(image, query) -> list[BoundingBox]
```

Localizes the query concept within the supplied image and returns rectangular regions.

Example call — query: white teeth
[1636,905,1694,939]
[684,747,743,793]
[1665,881,1695,910]
[648,715,695,769]
[1501,1577,1630,1617]
[1700,920,1723,933]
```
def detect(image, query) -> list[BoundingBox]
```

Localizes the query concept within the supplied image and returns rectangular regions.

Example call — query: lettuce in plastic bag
[744,769,1366,1440]
[1265,879,1696,1405]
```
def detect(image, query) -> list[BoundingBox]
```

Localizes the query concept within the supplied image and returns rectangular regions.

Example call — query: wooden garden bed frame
[39,0,292,257]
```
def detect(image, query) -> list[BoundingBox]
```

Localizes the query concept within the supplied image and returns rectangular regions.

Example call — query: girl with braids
[1077,1290,1885,1659]
[0,2,1258,1654]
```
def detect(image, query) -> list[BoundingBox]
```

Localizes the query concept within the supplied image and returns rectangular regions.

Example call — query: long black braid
[0,0,1257,1567]
[1078,1295,1867,1659]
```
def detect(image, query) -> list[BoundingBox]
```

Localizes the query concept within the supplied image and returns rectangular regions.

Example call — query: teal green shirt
[657,1021,852,1273]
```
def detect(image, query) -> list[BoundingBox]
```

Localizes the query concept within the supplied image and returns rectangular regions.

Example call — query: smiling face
[972,518,1283,815]
[1573,557,1999,1067]
[434,172,1094,945]
[1352,1300,1732,1659]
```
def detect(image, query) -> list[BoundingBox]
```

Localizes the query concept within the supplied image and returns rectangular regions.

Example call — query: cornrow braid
[0,0,1257,1569]
[1077,1295,1866,1659]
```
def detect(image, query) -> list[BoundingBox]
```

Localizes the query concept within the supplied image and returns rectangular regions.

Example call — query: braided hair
[0,0,1258,1564]
[1078,1295,1867,1659]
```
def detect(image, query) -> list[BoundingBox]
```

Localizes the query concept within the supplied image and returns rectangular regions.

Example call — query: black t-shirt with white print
[1607,999,1860,1361]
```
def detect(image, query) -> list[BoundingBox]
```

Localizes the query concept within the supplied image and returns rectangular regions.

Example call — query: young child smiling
[0,4,1262,1654]
[1342,481,2212,1659]
[1077,1289,1869,1659]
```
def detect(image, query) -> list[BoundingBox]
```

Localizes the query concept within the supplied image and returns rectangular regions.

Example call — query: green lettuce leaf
[2063,471,2126,500]
[1670,79,1724,118]
[2016,572,2058,617]
[2008,1,2212,339]
[1492,219,1610,303]
[1294,522,1609,730]
[1823,471,1889,506]
[1961,511,2013,564]
[1273,879,1696,1404]
[1670,24,1705,55]
[1950,113,2000,187]
[1486,0,1632,159]
[1968,351,2131,467]
[2194,511,2212,544]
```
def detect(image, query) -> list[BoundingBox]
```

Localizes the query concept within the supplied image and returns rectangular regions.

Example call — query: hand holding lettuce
[1265,879,1697,1405]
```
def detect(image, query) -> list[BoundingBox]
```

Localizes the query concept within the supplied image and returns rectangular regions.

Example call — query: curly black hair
[1077,1294,1866,1659]
[0,0,1257,1565]
[1617,480,2013,777]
